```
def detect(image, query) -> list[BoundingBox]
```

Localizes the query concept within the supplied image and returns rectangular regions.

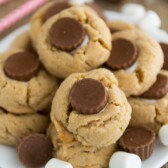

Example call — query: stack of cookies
[1,0,168,167]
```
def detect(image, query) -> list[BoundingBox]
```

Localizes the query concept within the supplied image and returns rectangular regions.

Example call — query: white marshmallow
[138,10,161,29]
[71,35,89,54]
[159,125,168,146]
[141,99,157,104]
[126,61,138,73]
[141,27,168,43]
[121,3,146,23]
[109,152,142,168]
[45,158,73,168]
[69,0,94,5]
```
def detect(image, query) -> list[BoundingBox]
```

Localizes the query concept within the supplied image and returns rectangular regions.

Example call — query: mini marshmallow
[121,3,146,23]
[159,125,168,146]
[45,158,73,168]
[126,61,138,73]
[69,0,94,5]
[109,151,142,168]
[141,27,168,43]
[138,10,161,29]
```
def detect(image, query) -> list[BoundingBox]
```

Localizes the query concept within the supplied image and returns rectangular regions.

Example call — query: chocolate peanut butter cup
[69,78,108,114]
[160,43,168,71]
[49,17,85,51]
[141,74,168,99]
[106,39,138,70]
[18,134,52,167]
[4,51,40,81]
[119,127,156,160]
[44,2,71,21]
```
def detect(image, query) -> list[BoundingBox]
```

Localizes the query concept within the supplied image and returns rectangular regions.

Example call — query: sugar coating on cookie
[51,68,132,147]
[36,6,111,78]
[47,123,117,168]
[0,49,58,114]
[106,29,164,96]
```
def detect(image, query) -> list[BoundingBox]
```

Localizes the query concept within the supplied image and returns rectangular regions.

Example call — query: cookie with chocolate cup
[105,29,163,97]
[0,109,49,146]
[36,6,111,78]
[119,127,156,160]
[107,21,136,34]
[129,43,168,132]
[47,122,117,168]
[30,1,106,47]
[0,48,58,114]
[51,68,132,147]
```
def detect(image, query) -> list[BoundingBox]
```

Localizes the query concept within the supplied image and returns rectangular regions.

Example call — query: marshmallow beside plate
[109,152,142,168]
[138,10,161,29]
[141,28,168,43]
[121,3,146,23]
[45,158,73,168]
[159,125,168,146]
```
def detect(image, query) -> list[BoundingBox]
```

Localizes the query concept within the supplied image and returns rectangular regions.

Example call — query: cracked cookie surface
[129,71,168,133]
[36,6,111,78]
[108,30,163,96]
[0,49,58,114]
[51,68,132,147]
[0,109,49,146]
[48,123,117,168]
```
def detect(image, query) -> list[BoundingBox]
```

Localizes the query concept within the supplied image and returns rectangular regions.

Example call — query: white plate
[0,10,168,168]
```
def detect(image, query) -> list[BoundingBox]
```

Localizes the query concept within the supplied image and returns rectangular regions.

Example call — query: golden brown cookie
[30,1,106,47]
[36,6,111,78]
[129,71,168,133]
[47,122,117,168]
[0,109,49,146]
[107,20,136,34]
[105,29,164,97]
[51,68,132,147]
[0,48,58,114]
